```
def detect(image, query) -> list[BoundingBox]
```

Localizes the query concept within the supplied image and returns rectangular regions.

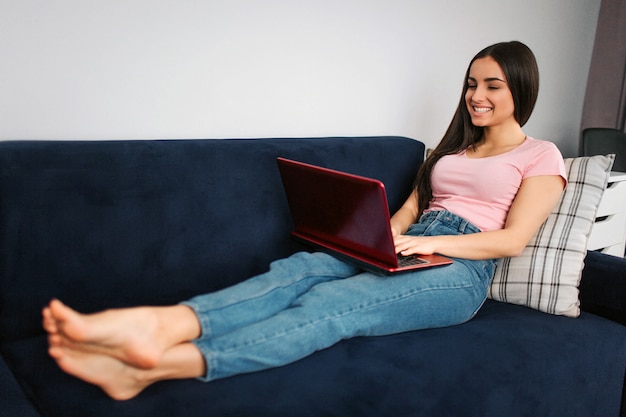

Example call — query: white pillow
[488,154,615,317]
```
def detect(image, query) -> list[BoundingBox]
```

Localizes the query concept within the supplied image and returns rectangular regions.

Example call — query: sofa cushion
[489,155,614,317]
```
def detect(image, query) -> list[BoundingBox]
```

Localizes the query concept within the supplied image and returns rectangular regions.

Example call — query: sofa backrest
[0,137,424,343]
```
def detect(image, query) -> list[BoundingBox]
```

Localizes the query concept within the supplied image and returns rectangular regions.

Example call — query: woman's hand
[390,190,440,256]
[393,234,438,256]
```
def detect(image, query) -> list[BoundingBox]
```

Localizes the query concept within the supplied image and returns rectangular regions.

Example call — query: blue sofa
[0,137,625,417]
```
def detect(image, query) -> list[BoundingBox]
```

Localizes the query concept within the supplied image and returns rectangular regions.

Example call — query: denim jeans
[182,210,497,381]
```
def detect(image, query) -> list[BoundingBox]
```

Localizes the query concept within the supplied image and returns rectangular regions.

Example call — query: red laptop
[277,157,453,275]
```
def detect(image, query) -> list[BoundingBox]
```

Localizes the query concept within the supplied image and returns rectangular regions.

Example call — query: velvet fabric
[580,250,626,326]
[0,137,624,417]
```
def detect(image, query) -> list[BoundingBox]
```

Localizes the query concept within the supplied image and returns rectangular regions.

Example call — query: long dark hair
[414,40,540,215]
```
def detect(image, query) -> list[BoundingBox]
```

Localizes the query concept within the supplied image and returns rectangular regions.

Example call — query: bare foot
[45,299,200,369]
[49,346,155,400]
[48,342,206,401]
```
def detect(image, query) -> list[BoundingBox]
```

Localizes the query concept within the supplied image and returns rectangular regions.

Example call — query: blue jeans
[182,210,497,381]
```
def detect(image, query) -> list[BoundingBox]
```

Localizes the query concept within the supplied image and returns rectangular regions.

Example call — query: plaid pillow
[488,154,615,317]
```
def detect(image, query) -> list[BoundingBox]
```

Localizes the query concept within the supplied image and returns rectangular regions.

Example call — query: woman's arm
[390,190,420,237]
[393,175,565,260]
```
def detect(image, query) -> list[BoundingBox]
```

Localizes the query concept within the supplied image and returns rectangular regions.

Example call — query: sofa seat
[2,299,623,417]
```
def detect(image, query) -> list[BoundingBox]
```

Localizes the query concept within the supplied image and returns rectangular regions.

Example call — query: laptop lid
[277,157,453,274]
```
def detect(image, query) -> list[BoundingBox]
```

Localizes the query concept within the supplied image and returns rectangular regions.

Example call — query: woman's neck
[468,125,526,158]
[481,123,526,146]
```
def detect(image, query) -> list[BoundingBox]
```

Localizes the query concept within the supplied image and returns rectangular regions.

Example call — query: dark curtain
[580,0,626,135]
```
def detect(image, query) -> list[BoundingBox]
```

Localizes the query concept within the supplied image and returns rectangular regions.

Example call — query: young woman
[42,40,567,400]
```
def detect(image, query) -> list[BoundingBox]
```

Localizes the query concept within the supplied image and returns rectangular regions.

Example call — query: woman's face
[465,56,516,129]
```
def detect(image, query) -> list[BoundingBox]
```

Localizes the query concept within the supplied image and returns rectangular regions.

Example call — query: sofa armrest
[579,250,626,325]
[0,354,41,417]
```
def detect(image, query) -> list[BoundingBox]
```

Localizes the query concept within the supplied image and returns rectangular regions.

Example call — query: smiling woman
[42,41,566,401]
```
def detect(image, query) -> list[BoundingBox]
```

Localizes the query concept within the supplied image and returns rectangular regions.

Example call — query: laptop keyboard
[397,254,429,267]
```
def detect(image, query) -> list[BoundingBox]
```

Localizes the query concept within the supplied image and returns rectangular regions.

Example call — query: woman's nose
[469,86,486,102]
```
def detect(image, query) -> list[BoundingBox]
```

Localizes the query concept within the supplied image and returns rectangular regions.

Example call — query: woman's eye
[467,84,477,89]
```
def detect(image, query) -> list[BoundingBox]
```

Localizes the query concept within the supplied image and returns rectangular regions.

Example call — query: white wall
[0,0,601,156]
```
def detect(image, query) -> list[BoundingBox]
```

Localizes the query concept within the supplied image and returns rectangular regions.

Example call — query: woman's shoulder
[520,136,560,152]
[517,136,567,179]
[515,136,563,159]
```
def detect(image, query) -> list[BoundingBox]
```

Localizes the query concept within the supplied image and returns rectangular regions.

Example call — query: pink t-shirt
[425,137,567,231]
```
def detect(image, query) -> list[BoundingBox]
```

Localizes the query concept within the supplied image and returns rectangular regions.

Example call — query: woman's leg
[183,251,359,338]
[43,256,492,397]
[195,212,495,381]
[197,256,496,381]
